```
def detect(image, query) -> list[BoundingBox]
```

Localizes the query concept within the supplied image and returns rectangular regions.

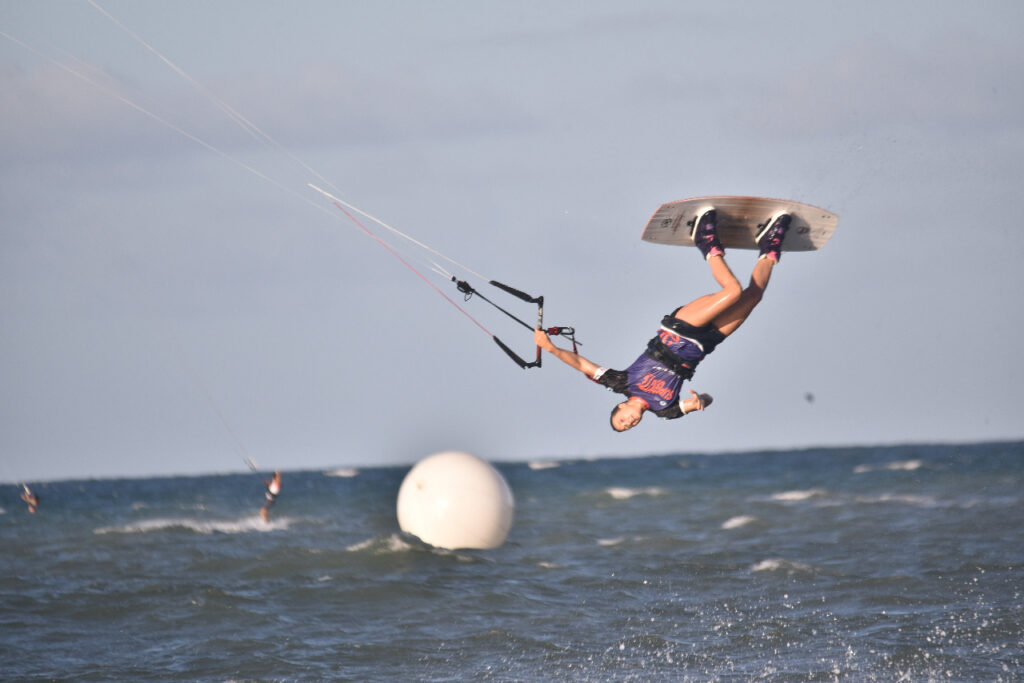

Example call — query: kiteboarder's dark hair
[609,405,627,433]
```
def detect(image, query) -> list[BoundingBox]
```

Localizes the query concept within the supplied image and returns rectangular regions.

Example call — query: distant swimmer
[260,470,282,522]
[20,484,39,514]
[535,208,790,432]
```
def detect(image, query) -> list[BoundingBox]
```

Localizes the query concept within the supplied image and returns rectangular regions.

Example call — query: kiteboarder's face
[611,400,645,432]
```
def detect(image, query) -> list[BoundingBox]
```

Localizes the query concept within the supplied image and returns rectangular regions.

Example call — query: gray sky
[3,1,1023,482]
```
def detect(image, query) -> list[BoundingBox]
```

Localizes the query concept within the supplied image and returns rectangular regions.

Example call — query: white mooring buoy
[396,451,514,550]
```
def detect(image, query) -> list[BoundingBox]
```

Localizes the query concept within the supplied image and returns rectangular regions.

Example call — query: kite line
[3,0,581,366]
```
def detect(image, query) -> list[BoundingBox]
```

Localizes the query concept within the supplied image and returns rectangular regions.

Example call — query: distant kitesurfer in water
[535,207,790,432]
[260,470,282,522]
[20,484,39,514]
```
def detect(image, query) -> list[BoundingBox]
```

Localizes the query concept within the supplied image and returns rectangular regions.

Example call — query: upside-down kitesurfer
[535,207,790,432]
[20,484,39,514]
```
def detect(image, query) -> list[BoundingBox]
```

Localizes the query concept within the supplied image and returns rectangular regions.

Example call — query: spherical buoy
[396,451,514,550]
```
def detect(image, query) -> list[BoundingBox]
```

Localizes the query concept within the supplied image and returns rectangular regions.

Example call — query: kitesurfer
[535,207,790,432]
[20,485,39,514]
[260,470,282,522]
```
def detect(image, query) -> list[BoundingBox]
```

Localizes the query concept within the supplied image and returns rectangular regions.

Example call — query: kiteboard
[641,196,838,252]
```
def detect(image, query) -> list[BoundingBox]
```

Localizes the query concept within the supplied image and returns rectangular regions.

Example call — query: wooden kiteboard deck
[641,196,838,252]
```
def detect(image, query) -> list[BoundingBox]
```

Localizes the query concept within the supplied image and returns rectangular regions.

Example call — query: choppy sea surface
[2,441,1022,681]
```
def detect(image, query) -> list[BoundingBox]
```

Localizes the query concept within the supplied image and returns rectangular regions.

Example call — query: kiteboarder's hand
[535,327,601,377]
[534,327,555,351]
[683,390,713,413]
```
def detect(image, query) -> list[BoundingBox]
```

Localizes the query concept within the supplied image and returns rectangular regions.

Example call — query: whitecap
[751,558,784,572]
[528,460,560,470]
[889,459,923,470]
[854,493,938,507]
[386,533,416,552]
[597,537,626,547]
[721,515,757,530]
[345,537,376,552]
[347,534,478,562]
[325,468,359,478]
[854,459,924,474]
[770,489,827,502]
[94,515,292,535]
[606,486,666,500]
[751,558,815,573]
[345,533,415,554]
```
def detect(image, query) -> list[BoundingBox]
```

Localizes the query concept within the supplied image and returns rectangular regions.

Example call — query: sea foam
[721,515,757,530]
[606,486,666,500]
[853,459,924,474]
[94,516,292,535]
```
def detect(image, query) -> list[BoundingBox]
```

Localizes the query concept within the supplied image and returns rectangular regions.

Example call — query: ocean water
[2,441,1022,682]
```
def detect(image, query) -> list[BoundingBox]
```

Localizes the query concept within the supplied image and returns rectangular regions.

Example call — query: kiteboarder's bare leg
[675,209,791,336]
[672,255,742,327]
[703,211,791,337]
[711,257,775,337]
[673,207,742,327]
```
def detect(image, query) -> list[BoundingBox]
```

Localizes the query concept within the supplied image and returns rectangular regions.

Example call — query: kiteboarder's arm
[535,328,601,378]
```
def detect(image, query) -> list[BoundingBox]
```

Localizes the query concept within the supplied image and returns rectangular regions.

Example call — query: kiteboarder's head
[609,398,646,432]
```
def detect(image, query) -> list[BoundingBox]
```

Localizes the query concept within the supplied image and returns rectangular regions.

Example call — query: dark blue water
[2,442,1022,681]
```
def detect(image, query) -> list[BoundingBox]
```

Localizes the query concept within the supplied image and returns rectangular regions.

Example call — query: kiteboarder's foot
[691,207,723,260]
[757,211,791,262]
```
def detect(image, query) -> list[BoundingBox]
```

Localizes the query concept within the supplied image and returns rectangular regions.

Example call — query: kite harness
[452,278,580,369]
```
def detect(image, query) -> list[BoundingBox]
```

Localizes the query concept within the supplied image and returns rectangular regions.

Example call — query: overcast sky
[3,1,1023,482]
